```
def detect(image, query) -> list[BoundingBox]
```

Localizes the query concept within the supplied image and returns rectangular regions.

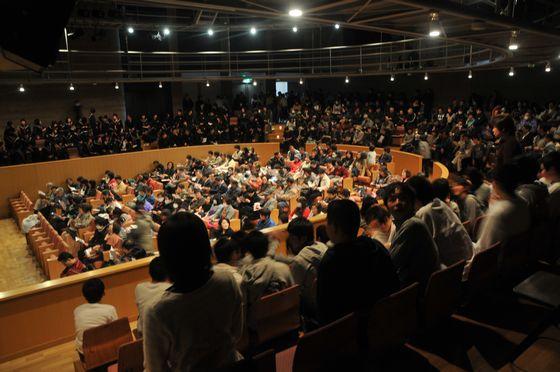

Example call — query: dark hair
[214,238,240,263]
[80,203,92,213]
[513,153,541,185]
[493,115,515,135]
[259,208,271,217]
[148,257,167,282]
[58,251,74,262]
[432,178,451,201]
[157,212,211,284]
[493,163,521,197]
[365,205,391,225]
[244,230,269,259]
[465,167,484,190]
[383,182,416,206]
[327,199,360,238]
[315,224,329,243]
[360,195,377,218]
[287,217,315,244]
[82,278,105,303]
[406,175,433,206]
[542,151,560,173]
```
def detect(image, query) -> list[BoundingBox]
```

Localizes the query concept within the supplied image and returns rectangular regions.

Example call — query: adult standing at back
[317,199,400,325]
[144,212,243,371]
[493,115,521,169]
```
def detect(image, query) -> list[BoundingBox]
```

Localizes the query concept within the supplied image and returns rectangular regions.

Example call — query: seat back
[293,313,359,372]
[224,349,276,372]
[117,339,144,372]
[466,242,500,298]
[270,208,280,225]
[367,283,419,355]
[472,214,486,241]
[499,231,532,280]
[253,285,301,345]
[230,218,241,232]
[422,260,466,329]
[342,177,353,191]
[82,317,133,370]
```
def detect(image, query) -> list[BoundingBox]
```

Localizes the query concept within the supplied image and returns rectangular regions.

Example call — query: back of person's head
[82,278,105,304]
[465,167,484,190]
[513,153,541,185]
[365,205,391,225]
[157,212,211,284]
[493,163,521,197]
[432,178,451,201]
[58,251,74,263]
[493,115,515,135]
[406,175,434,206]
[315,224,329,244]
[327,199,360,241]
[214,238,240,263]
[287,217,315,244]
[260,208,271,218]
[244,230,269,259]
[360,195,377,218]
[542,151,560,174]
[148,257,168,282]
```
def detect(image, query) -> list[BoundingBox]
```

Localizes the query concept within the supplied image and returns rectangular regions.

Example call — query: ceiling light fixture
[508,30,519,51]
[390,74,395,82]
[69,83,75,91]
[114,82,119,90]
[424,72,429,80]
[208,28,214,36]
[428,11,441,38]
[250,27,257,35]
[468,70,473,79]
[18,84,25,93]
[292,26,298,33]
[344,76,349,83]
[253,80,257,86]
[289,8,303,17]
[206,80,210,87]
[163,27,170,36]
[508,67,515,77]
[334,23,340,30]
[299,77,303,85]
[127,27,134,34]
[158,81,163,88]
[545,62,551,72]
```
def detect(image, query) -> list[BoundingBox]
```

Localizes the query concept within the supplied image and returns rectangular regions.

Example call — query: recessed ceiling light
[208,28,214,36]
[334,23,340,30]
[163,27,170,36]
[18,84,25,93]
[250,27,257,35]
[292,26,298,33]
[127,27,134,34]
[289,9,303,17]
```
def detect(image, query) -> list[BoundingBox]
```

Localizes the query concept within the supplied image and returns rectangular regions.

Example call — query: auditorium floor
[0,218,45,292]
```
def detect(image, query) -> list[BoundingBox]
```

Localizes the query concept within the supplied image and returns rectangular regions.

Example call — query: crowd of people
[14,89,560,371]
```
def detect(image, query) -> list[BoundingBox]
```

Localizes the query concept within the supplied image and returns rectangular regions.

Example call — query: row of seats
[26,212,69,279]
[9,191,33,229]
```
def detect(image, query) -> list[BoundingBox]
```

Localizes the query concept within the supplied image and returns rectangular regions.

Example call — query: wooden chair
[276,313,360,372]
[251,285,301,348]
[121,194,135,205]
[270,208,280,225]
[289,197,298,214]
[464,242,501,301]
[81,317,133,371]
[230,218,241,232]
[471,214,486,241]
[107,339,143,372]
[366,282,419,355]
[223,349,276,372]
[499,230,532,284]
[90,199,104,210]
[421,260,466,329]
[342,177,353,191]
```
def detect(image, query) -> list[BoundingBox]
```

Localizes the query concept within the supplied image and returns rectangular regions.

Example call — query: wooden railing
[0,214,326,362]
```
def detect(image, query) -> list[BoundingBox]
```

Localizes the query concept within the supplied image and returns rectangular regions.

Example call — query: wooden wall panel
[0,143,279,218]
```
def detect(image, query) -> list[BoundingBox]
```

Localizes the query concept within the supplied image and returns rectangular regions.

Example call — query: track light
[299,77,303,85]
[208,28,214,36]
[334,23,340,30]
[424,72,429,80]
[18,84,25,93]
[344,76,349,83]
[206,80,210,87]
[508,67,515,77]
[69,83,75,91]
[250,27,257,35]
[289,9,302,17]
[292,26,298,33]
[428,11,441,38]
[545,62,551,72]
[163,27,170,36]
[468,70,473,79]
[127,27,134,34]
[158,81,163,88]
[508,30,519,51]
[253,80,257,86]
[390,74,395,82]
[114,82,119,90]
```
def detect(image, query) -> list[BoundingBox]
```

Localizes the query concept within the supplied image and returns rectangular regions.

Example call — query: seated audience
[213,238,243,285]
[58,252,89,277]
[364,205,396,248]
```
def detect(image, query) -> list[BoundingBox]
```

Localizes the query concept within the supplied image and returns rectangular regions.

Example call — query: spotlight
[69,83,75,91]
[299,77,303,85]
[163,27,170,36]
[292,26,298,33]
[468,70,473,79]
[158,81,163,88]
[206,80,210,87]
[428,11,441,38]
[289,8,303,17]
[390,74,395,82]
[344,76,349,83]
[424,72,429,80]
[545,62,551,72]
[114,82,119,90]
[208,28,214,36]
[127,27,134,34]
[250,27,257,35]
[508,67,515,77]
[508,30,519,51]
[18,84,25,93]
[334,23,340,30]
[253,80,257,86]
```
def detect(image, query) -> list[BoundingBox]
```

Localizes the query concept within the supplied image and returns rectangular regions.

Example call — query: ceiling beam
[239,0,281,14]
[305,0,361,14]
[353,8,426,24]
[346,0,373,23]
[194,10,202,24]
